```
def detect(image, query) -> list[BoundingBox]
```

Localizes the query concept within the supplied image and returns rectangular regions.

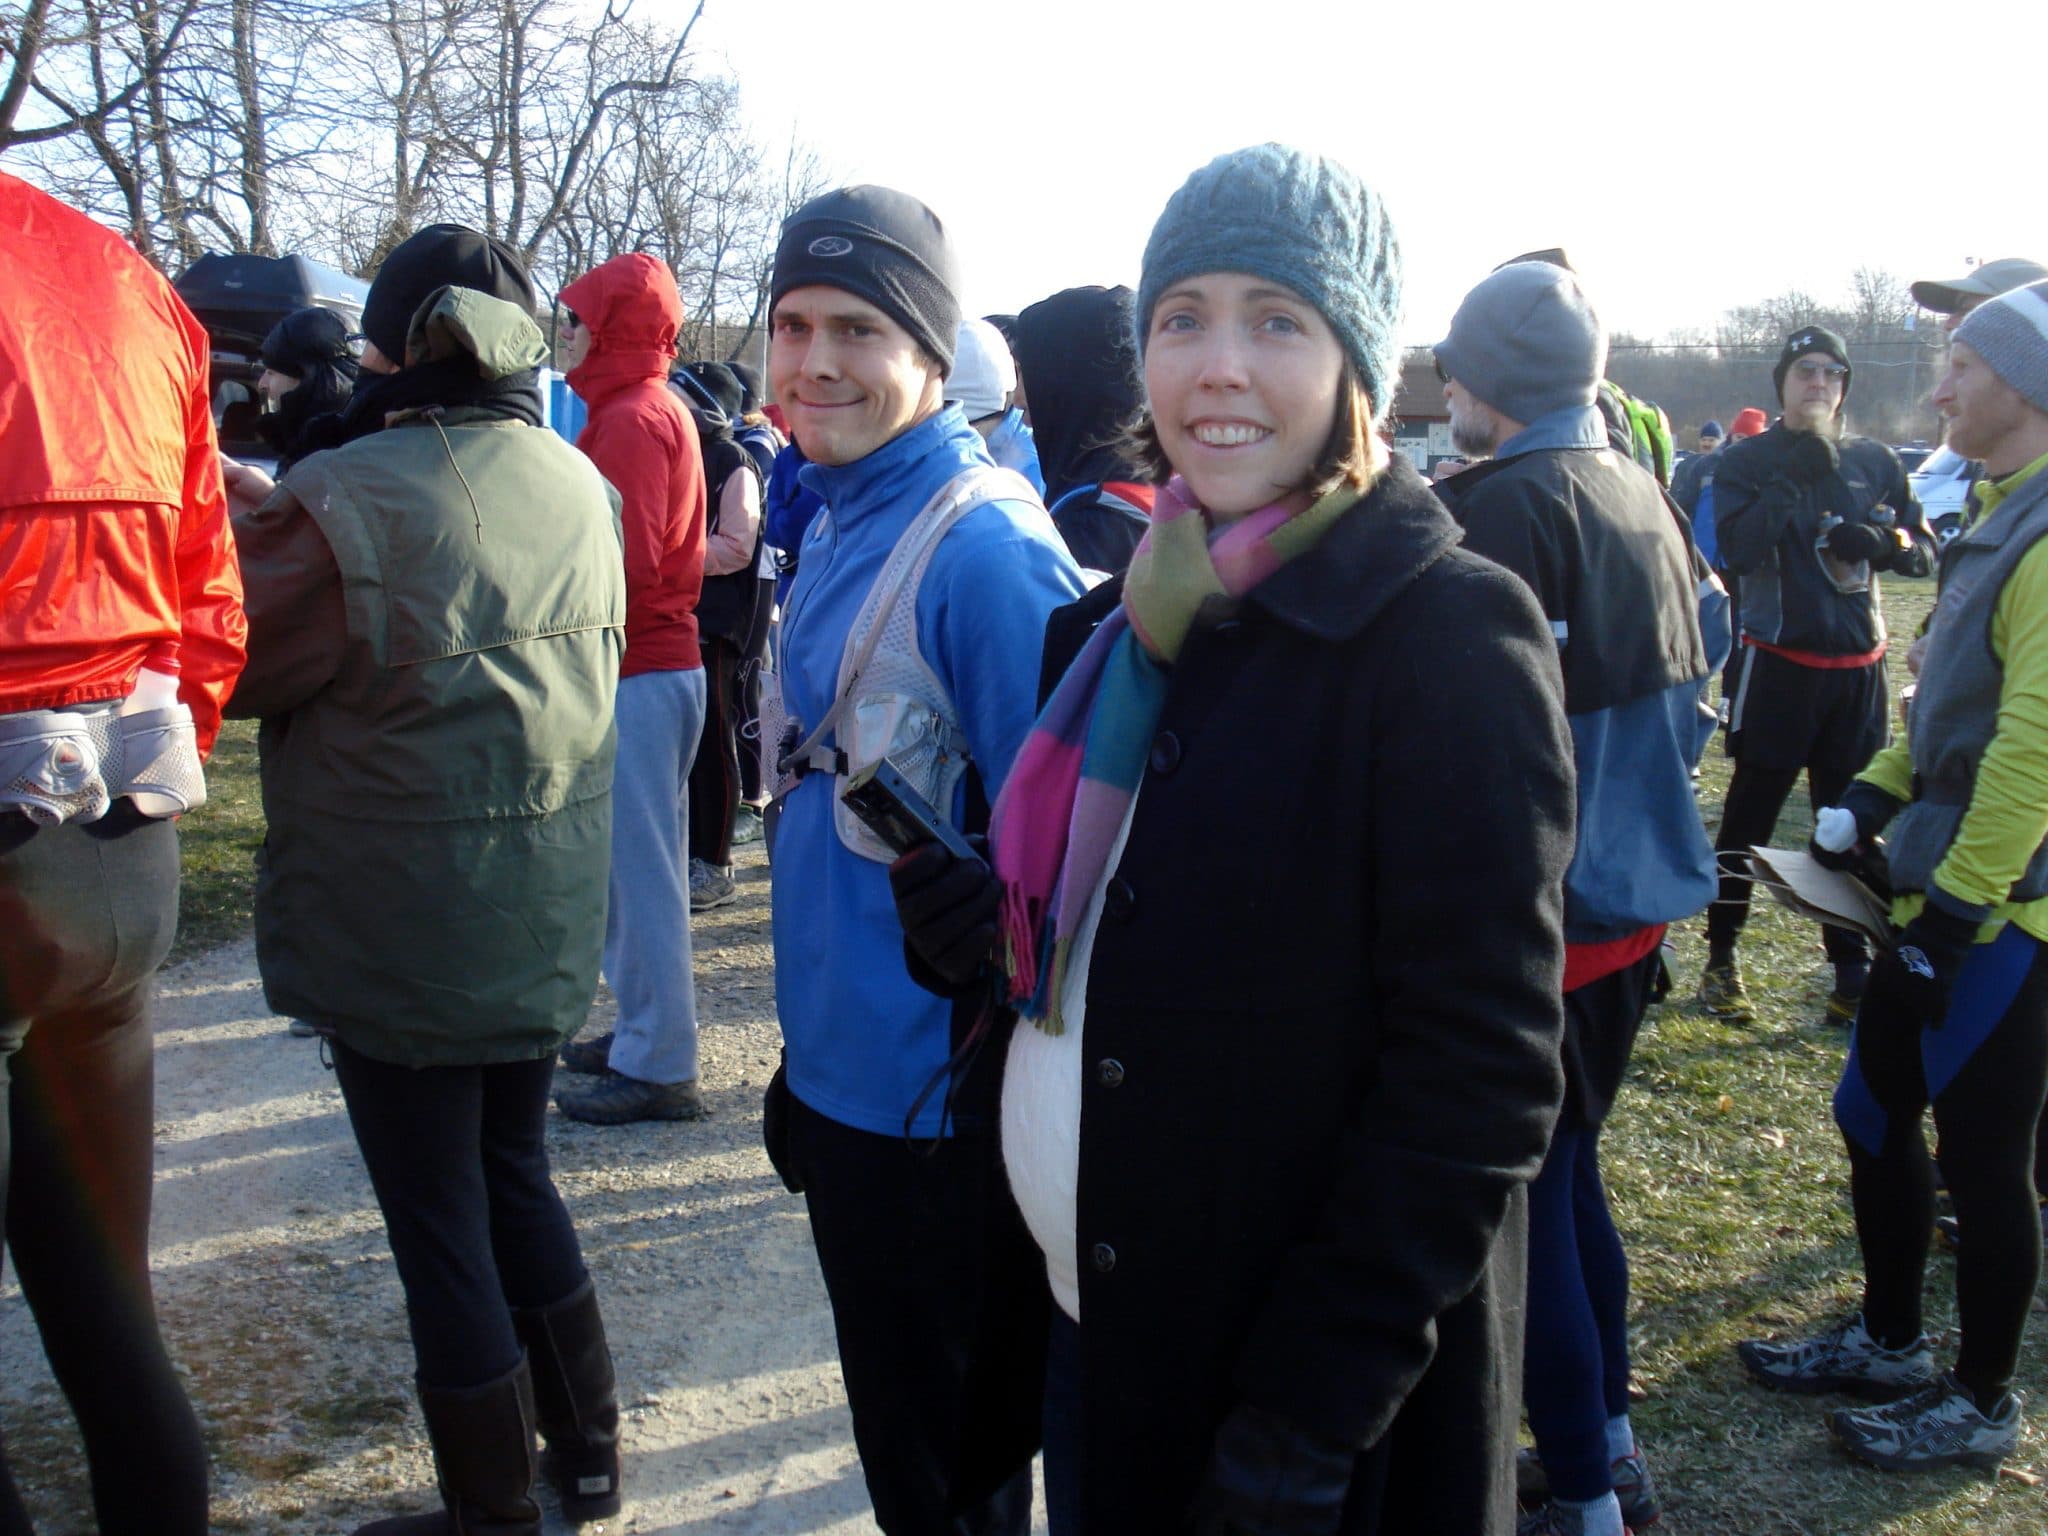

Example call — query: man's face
[1443,376,1504,459]
[255,367,299,405]
[1938,296,1983,336]
[769,286,945,466]
[1698,431,1721,453]
[1781,352,1846,433]
[1933,340,2033,472]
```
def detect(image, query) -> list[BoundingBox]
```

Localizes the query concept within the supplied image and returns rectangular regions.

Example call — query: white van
[1909,445,1980,544]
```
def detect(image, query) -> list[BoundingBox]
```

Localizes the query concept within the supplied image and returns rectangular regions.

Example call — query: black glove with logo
[1883,899,1981,1031]
[1826,519,1893,566]
[1785,430,1841,485]
[1188,1403,1355,1536]
[888,835,1000,997]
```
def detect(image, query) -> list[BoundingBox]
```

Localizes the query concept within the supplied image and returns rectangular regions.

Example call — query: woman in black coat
[890,145,1575,1535]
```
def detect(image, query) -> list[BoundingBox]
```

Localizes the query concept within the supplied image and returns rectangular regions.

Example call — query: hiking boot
[1517,1445,1661,1527]
[731,805,764,846]
[1516,1498,1632,1536]
[1697,957,1757,1022]
[1736,1313,1937,1398]
[557,1032,614,1076]
[555,1072,708,1125]
[688,858,737,912]
[1829,1372,2021,1471]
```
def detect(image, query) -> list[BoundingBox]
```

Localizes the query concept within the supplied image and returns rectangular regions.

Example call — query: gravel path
[1,842,1045,1533]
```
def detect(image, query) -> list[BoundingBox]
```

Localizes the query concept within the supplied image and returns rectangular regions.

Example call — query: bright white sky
[678,0,2047,351]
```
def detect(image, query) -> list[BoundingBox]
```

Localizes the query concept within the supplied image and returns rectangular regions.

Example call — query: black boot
[513,1279,623,1522]
[355,1361,541,1535]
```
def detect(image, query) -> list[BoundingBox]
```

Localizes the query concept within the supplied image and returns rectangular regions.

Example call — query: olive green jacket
[231,287,627,1066]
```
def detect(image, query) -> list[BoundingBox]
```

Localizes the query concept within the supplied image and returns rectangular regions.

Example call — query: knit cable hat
[1435,261,1606,424]
[1773,325,1853,408]
[361,223,536,366]
[1954,279,2048,416]
[771,185,962,374]
[1135,144,1403,424]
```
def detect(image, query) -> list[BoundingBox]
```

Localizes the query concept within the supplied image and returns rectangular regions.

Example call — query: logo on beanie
[808,236,854,259]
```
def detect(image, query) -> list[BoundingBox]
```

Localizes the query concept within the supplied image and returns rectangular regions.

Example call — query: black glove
[887,835,999,996]
[1188,1404,1355,1536]
[1883,898,1981,1031]
[1826,520,1892,566]
[1785,430,1840,485]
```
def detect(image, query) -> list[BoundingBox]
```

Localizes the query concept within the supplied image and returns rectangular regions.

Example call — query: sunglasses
[1791,361,1848,382]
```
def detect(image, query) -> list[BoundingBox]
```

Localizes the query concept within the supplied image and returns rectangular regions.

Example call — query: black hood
[1013,285,1147,503]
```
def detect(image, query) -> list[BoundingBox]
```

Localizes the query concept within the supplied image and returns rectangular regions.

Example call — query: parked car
[1894,441,1937,474]
[1909,444,1980,544]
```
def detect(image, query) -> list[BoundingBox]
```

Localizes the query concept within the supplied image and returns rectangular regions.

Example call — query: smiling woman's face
[1142,272,1345,520]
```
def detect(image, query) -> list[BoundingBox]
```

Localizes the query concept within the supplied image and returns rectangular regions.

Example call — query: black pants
[0,807,207,1535]
[1710,648,1887,965]
[788,1092,1036,1536]
[1835,925,2048,1405]
[332,1044,590,1389]
[688,635,743,868]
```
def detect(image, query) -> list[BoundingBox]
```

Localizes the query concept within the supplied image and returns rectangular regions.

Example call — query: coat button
[1095,1058,1125,1088]
[1148,731,1183,774]
[1103,878,1136,923]
[1091,1242,1117,1273]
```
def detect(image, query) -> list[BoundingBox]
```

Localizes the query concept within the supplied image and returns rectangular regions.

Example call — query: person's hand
[887,836,999,996]
[1188,1404,1354,1536]
[1883,900,1981,1030]
[221,456,276,515]
[1826,520,1891,565]
[1785,431,1840,484]
[1809,782,1904,883]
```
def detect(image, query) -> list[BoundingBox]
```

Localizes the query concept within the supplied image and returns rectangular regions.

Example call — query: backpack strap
[779,465,1038,779]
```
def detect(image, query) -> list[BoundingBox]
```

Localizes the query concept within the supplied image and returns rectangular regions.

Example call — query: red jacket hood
[562,252,683,400]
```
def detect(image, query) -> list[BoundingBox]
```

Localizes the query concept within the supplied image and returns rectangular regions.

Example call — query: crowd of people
[3,145,2047,1536]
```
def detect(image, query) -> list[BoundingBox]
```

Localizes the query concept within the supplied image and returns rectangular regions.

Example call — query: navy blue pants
[1835,924,2048,1404]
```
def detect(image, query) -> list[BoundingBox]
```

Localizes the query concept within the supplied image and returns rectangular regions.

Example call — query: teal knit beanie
[1135,144,1403,424]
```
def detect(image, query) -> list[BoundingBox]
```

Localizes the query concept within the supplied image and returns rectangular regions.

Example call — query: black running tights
[1709,759,1868,964]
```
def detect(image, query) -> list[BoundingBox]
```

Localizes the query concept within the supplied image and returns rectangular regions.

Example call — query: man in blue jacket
[1435,260,1723,1536]
[763,184,1084,1535]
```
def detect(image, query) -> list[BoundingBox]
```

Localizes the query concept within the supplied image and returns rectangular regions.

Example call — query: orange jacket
[0,171,247,755]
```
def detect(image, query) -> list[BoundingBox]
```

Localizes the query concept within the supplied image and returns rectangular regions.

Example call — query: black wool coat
[997,459,1576,1534]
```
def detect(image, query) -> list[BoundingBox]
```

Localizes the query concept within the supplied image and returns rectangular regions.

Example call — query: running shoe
[1517,1445,1661,1527]
[1829,1372,2021,1471]
[1737,1313,1937,1398]
[689,857,737,911]
[1697,958,1757,1022]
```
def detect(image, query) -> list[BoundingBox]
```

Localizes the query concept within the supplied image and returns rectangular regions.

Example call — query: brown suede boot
[354,1360,541,1535]
[513,1279,623,1522]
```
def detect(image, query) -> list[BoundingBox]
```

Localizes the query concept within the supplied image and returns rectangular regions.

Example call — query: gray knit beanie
[1435,262,1606,425]
[1955,279,2048,416]
[1134,144,1402,424]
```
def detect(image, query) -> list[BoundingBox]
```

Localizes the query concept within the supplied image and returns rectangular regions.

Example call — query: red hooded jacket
[0,172,247,755]
[561,253,706,676]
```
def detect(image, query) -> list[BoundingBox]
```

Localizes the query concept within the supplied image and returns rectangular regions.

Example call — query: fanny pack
[0,699,207,825]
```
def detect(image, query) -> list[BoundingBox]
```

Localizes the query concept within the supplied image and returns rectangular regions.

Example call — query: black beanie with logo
[770,186,961,374]
[1773,324,1853,407]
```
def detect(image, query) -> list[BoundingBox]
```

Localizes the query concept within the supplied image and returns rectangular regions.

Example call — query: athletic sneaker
[1697,958,1757,1022]
[1517,1446,1662,1528]
[1829,1372,2021,1471]
[1822,990,1861,1027]
[732,804,764,846]
[555,1071,708,1125]
[1516,1499,1632,1536]
[1933,1200,2048,1253]
[558,1031,614,1075]
[1824,960,1869,1028]
[689,857,737,911]
[1736,1313,1938,1398]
